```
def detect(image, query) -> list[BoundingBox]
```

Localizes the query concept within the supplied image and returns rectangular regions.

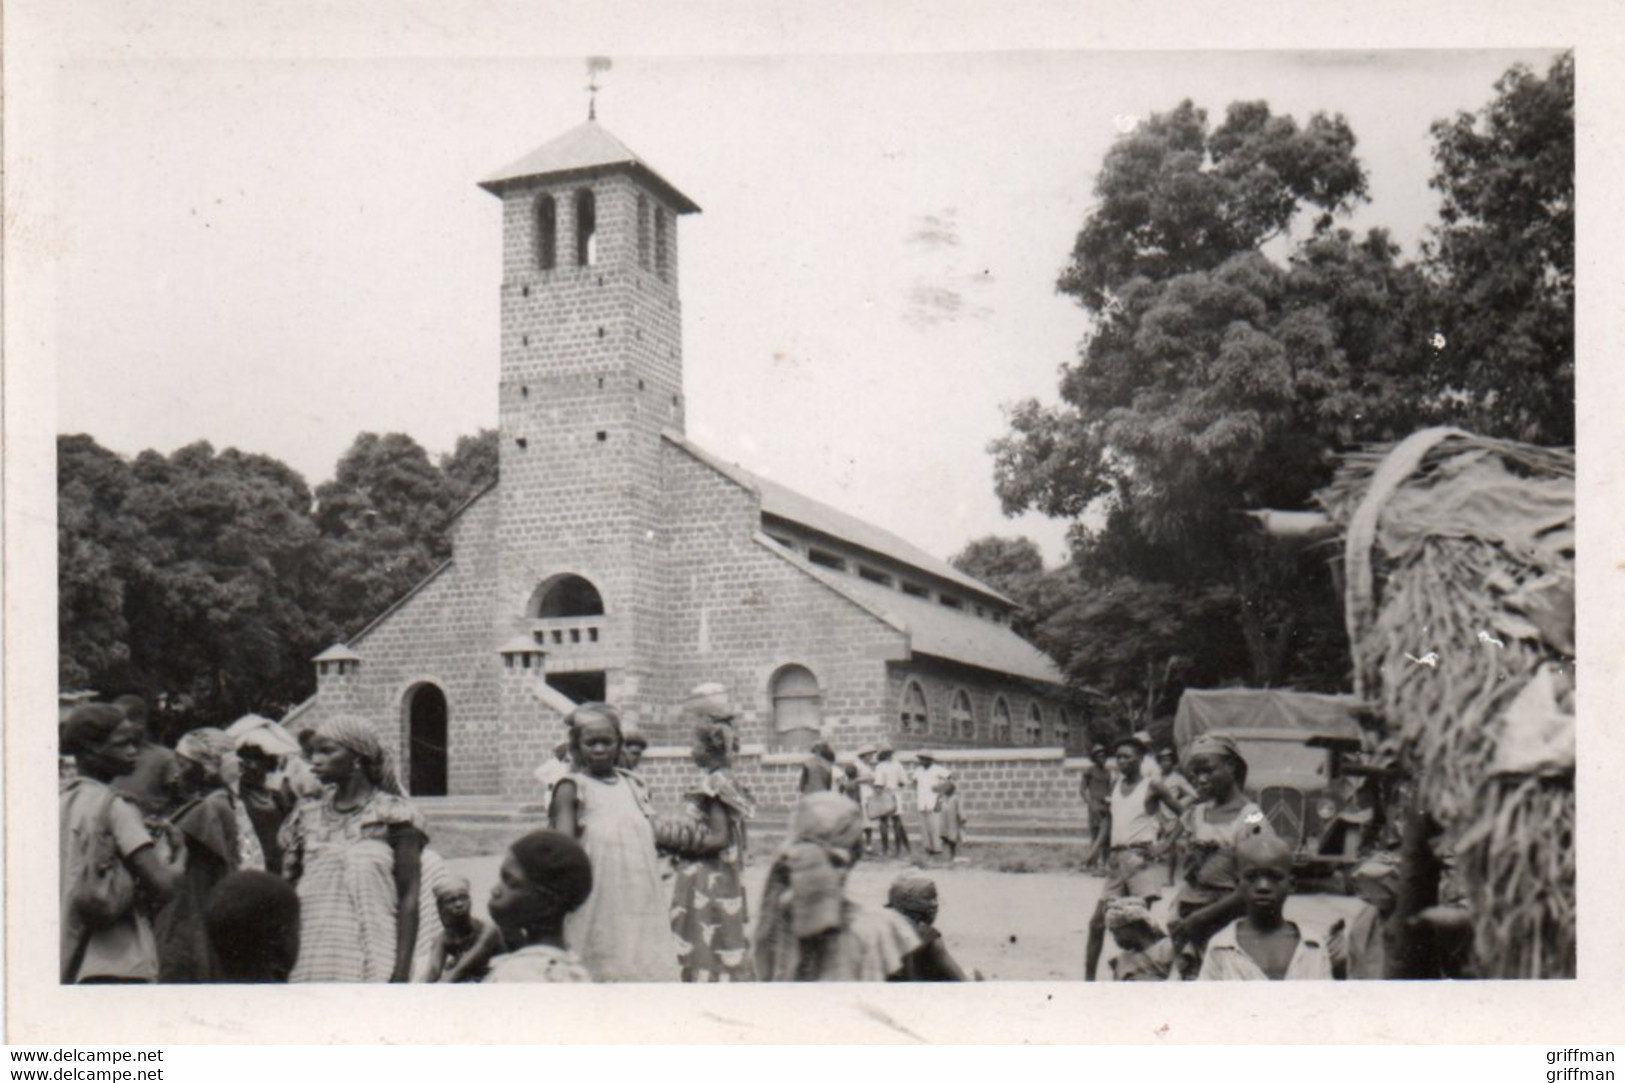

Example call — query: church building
[289,119,1083,800]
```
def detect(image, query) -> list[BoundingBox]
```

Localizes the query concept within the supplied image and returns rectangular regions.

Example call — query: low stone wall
[631,745,1094,819]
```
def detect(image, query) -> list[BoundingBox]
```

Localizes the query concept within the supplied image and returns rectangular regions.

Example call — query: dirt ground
[444,849,1375,981]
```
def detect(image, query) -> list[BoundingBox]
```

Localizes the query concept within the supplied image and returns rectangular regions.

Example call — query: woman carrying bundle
[667,716,757,982]
[754,792,919,981]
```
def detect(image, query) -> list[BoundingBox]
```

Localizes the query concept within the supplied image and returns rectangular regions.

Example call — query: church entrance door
[407,683,449,796]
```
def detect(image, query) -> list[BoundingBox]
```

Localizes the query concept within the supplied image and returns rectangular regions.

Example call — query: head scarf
[1185,733,1249,787]
[433,874,472,901]
[780,792,864,938]
[1104,896,1164,936]
[682,682,736,723]
[176,727,265,870]
[886,872,938,924]
[176,728,236,786]
[313,715,403,795]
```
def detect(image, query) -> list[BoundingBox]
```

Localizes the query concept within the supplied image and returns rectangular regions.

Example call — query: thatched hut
[1316,427,1575,979]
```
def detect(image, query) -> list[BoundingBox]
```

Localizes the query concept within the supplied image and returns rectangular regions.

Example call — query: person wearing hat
[1084,734,1190,981]
[911,753,953,858]
[1166,733,1275,976]
[1196,833,1342,981]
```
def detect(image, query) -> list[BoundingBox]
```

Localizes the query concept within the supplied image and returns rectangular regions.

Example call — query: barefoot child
[428,875,503,982]
[484,830,595,983]
[1197,833,1343,981]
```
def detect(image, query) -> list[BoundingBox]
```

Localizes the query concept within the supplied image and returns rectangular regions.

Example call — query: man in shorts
[1084,735,1189,980]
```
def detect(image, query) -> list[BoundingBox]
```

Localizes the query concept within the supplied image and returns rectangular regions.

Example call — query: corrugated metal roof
[798,561,1065,685]
[478,121,701,213]
[661,430,1013,606]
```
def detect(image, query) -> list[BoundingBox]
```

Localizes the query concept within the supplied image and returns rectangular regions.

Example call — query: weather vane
[586,57,613,120]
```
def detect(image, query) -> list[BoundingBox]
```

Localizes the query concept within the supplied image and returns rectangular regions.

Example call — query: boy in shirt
[1198,833,1345,981]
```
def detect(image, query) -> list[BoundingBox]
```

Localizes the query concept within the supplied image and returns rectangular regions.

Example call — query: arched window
[1026,702,1045,745]
[991,696,1012,744]
[654,206,668,279]
[771,664,822,751]
[535,194,557,270]
[950,689,975,741]
[574,188,597,266]
[637,195,651,270]
[529,574,605,618]
[900,680,929,736]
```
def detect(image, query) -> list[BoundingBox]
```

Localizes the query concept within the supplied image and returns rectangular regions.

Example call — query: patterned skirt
[670,849,756,982]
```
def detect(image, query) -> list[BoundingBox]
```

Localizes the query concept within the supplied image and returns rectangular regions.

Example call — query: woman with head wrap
[668,716,757,981]
[276,715,429,982]
[1166,733,1275,976]
[885,872,969,982]
[60,704,187,983]
[152,727,259,981]
[754,792,919,981]
[549,703,679,981]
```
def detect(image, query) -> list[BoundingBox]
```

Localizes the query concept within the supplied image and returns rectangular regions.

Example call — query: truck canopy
[1174,688,1366,754]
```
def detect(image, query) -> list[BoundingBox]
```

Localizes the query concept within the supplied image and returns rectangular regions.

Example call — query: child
[938,779,967,861]
[205,870,301,983]
[1104,897,1175,981]
[885,872,969,981]
[427,875,503,982]
[619,721,651,774]
[668,716,756,982]
[549,703,678,981]
[1197,833,1343,980]
[484,830,595,983]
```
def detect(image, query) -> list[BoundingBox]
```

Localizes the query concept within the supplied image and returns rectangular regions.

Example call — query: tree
[58,436,146,690]
[1423,52,1573,444]
[992,99,1420,688]
[441,428,499,500]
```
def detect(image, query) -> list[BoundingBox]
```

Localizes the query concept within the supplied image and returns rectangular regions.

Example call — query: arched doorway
[770,664,821,752]
[406,683,449,796]
[530,574,605,618]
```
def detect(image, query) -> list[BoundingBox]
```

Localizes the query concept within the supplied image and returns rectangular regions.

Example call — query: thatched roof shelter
[1317,427,1574,979]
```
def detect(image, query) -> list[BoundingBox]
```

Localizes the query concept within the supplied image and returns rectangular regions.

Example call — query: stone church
[287,119,1083,801]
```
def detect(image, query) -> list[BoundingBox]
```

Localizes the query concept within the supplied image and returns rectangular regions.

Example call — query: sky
[50,48,1562,567]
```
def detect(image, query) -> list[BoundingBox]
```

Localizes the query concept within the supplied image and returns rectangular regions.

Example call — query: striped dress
[279,790,427,983]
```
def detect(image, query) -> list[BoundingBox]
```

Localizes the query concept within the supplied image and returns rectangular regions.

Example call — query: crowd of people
[58,687,974,985]
[59,685,1365,985]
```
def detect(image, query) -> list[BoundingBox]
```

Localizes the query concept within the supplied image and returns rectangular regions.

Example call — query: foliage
[57,429,494,735]
[1423,52,1573,444]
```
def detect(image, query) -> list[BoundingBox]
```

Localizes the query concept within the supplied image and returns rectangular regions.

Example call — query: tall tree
[992,99,1416,688]
[441,427,500,500]
[1423,51,1573,444]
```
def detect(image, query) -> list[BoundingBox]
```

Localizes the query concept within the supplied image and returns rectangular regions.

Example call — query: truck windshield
[1234,738,1327,781]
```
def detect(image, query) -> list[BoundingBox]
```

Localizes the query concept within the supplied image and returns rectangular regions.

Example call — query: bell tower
[479,121,701,734]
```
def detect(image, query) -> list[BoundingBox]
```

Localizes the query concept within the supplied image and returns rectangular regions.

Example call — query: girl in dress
[278,715,427,982]
[549,703,678,981]
[669,717,757,981]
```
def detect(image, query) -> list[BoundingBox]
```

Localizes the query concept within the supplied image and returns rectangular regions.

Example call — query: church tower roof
[478,120,701,213]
